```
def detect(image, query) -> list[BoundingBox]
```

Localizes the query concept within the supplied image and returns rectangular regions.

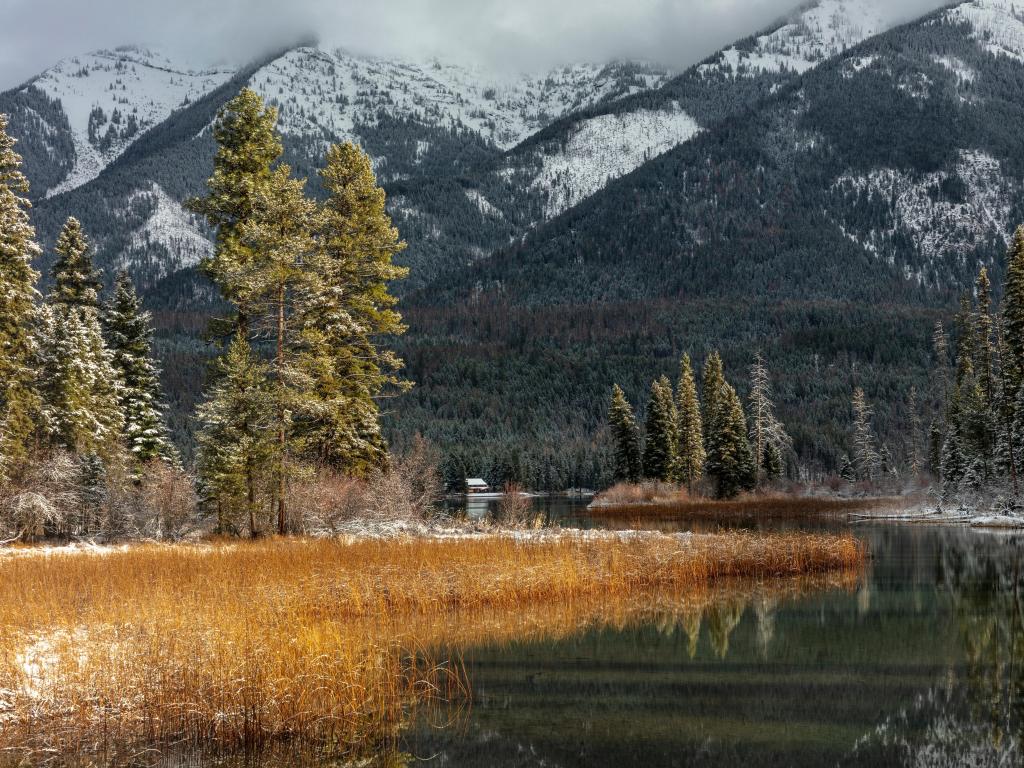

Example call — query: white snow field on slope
[833,150,1018,280]
[519,0,903,222]
[246,46,669,163]
[531,106,701,220]
[24,47,234,197]
[947,0,1024,63]
[699,0,889,78]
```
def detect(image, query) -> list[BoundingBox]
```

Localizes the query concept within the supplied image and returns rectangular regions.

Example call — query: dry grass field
[0,531,865,764]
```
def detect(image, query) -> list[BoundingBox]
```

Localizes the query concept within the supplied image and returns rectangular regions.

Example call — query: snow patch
[701,0,888,79]
[833,150,1016,268]
[529,105,701,219]
[465,189,504,219]
[30,47,234,196]
[123,184,213,276]
[245,46,673,172]
[932,55,977,83]
[947,0,1024,63]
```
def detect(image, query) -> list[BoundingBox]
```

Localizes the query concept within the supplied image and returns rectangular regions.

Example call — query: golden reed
[0,532,865,763]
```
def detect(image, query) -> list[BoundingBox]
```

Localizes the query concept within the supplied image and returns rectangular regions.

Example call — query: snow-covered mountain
[18,47,233,197]
[489,0,905,224]
[699,0,888,78]
[249,47,667,164]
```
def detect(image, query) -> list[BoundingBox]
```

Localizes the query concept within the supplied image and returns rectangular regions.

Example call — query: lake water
[402,498,1024,767]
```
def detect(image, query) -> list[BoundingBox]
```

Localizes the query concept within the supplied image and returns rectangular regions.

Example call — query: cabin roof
[466,478,489,487]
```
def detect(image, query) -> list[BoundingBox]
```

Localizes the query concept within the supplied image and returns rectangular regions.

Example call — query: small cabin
[465,478,491,495]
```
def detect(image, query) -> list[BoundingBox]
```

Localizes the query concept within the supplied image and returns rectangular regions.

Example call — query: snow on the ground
[245,46,671,163]
[970,515,1024,529]
[465,189,504,219]
[947,0,1024,63]
[700,0,889,78]
[528,105,701,219]
[833,149,1016,270]
[28,47,234,196]
[123,183,213,276]
[932,55,977,84]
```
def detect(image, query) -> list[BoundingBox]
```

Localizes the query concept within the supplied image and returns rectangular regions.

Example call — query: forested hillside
[394,0,1024,486]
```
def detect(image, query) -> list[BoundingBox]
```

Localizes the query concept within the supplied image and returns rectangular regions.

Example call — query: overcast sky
[0,0,949,90]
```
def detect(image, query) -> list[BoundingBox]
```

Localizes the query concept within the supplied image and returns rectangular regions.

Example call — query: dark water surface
[400,498,1024,767]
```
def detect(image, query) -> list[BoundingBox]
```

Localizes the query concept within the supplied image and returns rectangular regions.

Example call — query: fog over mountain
[0,0,948,90]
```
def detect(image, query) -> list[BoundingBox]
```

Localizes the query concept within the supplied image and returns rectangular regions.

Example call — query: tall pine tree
[302,142,410,475]
[643,376,677,482]
[50,217,102,309]
[103,272,176,467]
[673,354,705,489]
[0,114,42,484]
[608,384,642,483]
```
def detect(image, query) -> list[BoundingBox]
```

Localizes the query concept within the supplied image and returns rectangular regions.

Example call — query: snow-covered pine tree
[196,334,274,537]
[103,272,176,467]
[642,376,677,482]
[851,388,880,482]
[303,142,410,476]
[673,354,705,489]
[0,113,42,484]
[608,384,642,483]
[747,354,792,486]
[940,408,966,502]
[50,217,102,309]
[36,302,124,459]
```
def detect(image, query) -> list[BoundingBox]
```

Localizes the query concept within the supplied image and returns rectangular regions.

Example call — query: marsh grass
[0,532,865,764]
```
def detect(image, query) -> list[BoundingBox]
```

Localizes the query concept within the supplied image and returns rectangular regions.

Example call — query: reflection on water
[400,500,1024,768]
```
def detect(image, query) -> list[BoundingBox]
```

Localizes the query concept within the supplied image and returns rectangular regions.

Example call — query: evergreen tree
[940,404,967,502]
[932,320,950,404]
[608,384,642,483]
[36,302,124,459]
[236,163,318,534]
[928,420,943,477]
[707,382,756,499]
[0,113,42,484]
[747,354,791,486]
[672,354,705,489]
[196,334,274,538]
[189,88,282,334]
[642,376,677,482]
[103,272,176,467]
[1002,226,1024,402]
[851,388,880,482]
[974,268,995,407]
[957,360,992,482]
[702,351,725,445]
[762,441,783,482]
[50,217,102,309]
[907,387,923,477]
[302,142,410,475]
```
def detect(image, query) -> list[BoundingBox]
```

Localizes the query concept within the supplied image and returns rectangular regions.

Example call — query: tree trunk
[277,284,287,536]
[247,460,257,539]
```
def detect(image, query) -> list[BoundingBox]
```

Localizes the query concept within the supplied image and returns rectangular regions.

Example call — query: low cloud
[0,0,950,90]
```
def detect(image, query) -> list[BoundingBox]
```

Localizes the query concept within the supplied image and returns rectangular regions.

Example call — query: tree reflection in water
[849,533,1024,766]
